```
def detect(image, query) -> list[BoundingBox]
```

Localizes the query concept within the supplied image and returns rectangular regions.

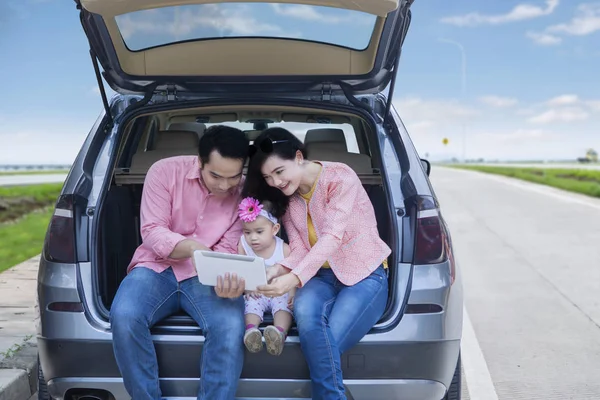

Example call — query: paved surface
[0,257,39,400]
[0,174,67,187]
[432,166,600,399]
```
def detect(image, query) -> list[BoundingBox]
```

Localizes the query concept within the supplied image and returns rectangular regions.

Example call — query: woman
[244,127,391,400]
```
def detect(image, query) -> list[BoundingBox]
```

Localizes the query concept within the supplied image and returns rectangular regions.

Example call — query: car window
[115,2,377,51]
[205,122,360,153]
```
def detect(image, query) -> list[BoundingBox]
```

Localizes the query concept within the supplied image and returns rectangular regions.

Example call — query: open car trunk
[90,101,411,383]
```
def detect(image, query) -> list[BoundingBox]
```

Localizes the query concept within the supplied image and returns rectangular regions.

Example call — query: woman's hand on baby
[266,264,287,283]
[257,272,300,298]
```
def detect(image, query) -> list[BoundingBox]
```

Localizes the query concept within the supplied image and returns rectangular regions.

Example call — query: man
[110,125,248,400]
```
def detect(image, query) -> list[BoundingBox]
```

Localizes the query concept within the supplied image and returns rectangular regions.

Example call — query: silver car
[37,0,463,399]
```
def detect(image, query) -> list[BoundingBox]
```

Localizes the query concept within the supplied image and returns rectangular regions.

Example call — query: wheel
[38,356,50,400]
[444,352,461,400]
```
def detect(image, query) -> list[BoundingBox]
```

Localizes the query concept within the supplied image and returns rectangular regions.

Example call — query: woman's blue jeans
[293,265,389,400]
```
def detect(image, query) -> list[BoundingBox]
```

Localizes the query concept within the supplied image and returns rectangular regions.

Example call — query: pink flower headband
[238,197,278,225]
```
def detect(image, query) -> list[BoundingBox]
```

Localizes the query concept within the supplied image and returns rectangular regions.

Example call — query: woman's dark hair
[242,127,307,218]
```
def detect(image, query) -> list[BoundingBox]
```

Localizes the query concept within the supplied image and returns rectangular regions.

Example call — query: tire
[38,356,50,400]
[444,352,461,400]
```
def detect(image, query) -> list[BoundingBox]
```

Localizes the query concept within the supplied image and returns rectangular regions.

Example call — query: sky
[0,0,599,164]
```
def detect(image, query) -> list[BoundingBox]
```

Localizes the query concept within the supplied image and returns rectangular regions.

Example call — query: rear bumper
[39,337,459,400]
[49,377,447,400]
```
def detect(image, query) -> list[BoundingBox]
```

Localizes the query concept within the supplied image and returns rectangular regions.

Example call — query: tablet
[192,250,268,291]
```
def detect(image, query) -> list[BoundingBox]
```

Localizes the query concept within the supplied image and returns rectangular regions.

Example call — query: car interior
[96,105,395,331]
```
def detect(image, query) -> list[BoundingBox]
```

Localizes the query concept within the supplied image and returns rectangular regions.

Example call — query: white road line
[444,167,600,212]
[461,307,499,400]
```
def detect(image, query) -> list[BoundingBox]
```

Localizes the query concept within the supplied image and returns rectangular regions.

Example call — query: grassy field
[0,208,53,273]
[450,165,600,198]
[0,183,63,223]
[0,170,68,176]
[0,184,62,273]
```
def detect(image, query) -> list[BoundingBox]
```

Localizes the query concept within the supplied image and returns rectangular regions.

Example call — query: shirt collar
[186,157,211,193]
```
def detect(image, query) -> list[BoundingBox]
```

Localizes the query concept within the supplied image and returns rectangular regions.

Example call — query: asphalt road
[431,167,600,399]
[0,174,68,187]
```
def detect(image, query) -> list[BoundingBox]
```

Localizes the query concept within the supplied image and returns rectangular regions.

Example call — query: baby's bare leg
[273,310,293,333]
[245,313,262,327]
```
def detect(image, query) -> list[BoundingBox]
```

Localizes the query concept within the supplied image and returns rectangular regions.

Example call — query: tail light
[413,195,455,283]
[43,194,77,263]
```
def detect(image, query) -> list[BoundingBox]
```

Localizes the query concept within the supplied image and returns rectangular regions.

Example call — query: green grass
[450,165,600,198]
[0,208,53,273]
[0,183,62,223]
[0,183,63,201]
[0,169,68,176]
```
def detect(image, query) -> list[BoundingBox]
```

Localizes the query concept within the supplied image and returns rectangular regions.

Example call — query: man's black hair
[198,125,249,165]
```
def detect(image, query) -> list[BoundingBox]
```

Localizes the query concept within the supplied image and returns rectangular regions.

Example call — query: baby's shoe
[264,325,286,356]
[243,325,263,353]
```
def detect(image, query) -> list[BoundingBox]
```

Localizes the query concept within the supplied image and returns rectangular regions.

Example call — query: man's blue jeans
[293,266,389,400]
[110,267,245,400]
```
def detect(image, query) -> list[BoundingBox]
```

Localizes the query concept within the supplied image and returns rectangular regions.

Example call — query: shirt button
[193,234,197,238]
[200,216,203,220]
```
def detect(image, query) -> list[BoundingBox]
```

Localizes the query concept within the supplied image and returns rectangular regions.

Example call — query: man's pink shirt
[127,156,244,282]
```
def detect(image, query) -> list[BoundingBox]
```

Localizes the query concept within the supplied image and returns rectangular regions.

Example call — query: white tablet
[192,250,268,291]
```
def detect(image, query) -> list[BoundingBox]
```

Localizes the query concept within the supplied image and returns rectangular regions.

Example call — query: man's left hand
[215,273,245,298]
[257,273,300,298]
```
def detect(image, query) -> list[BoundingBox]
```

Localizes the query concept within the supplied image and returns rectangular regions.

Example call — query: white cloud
[393,97,478,135]
[587,100,600,112]
[479,96,519,108]
[441,0,559,27]
[547,94,580,106]
[0,118,91,164]
[528,107,589,124]
[270,4,372,24]
[547,3,600,36]
[528,3,600,45]
[477,128,554,144]
[526,31,562,45]
[118,5,287,41]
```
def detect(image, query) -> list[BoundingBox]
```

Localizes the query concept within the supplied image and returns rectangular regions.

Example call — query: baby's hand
[287,294,295,310]
[245,291,261,300]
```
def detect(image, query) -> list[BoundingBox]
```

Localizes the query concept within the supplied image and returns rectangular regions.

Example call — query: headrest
[304,128,347,148]
[245,130,263,141]
[155,130,199,150]
[306,141,347,153]
[168,122,206,138]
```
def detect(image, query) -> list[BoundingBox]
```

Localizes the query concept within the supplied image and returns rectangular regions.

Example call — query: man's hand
[257,272,300,298]
[266,264,287,283]
[215,273,245,299]
[170,239,210,259]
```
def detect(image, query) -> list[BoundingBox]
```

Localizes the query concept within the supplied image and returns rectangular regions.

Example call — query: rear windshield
[115,2,377,51]
[206,122,360,153]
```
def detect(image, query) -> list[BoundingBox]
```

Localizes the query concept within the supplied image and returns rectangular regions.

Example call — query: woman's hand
[265,263,288,283]
[257,272,300,298]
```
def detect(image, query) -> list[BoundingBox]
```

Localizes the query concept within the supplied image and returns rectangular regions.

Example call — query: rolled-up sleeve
[139,162,187,259]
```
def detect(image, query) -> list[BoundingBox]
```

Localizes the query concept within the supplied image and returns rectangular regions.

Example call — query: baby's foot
[264,325,286,356]
[244,326,263,353]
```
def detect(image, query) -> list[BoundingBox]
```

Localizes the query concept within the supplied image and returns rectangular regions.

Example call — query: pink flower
[238,197,263,222]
